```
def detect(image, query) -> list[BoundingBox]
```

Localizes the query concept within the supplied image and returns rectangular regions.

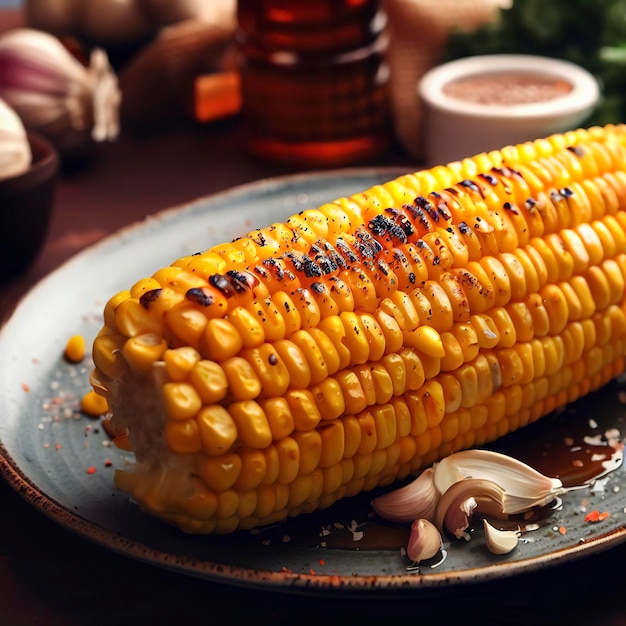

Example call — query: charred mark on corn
[460,179,481,195]
[410,196,438,229]
[567,145,585,157]
[368,214,409,245]
[478,173,499,186]
[186,287,216,306]
[139,288,162,308]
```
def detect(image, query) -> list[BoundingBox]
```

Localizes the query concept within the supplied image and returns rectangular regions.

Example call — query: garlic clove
[406,518,443,563]
[433,449,563,514]
[435,478,506,540]
[444,496,476,541]
[371,467,439,524]
[483,519,520,555]
[0,97,31,180]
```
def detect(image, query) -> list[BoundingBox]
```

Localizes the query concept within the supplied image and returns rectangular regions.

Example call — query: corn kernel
[228,306,265,348]
[122,333,168,374]
[116,298,162,337]
[227,400,272,449]
[317,420,345,468]
[272,339,312,389]
[289,329,329,384]
[402,325,445,357]
[355,410,378,454]
[342,414,362,459]
[285,389,322,431]
[197,452,242,491]
[291,430,322,474]
[163,346,200,381]
[64,335,85,363]
[201,318,243,361]
[221,356,262,400]
[80,390,109,417]
[242,344,290,397]
[162,382,202,421]
[92,333,127,379]
[339,311,371,364]
[233,449,267,491]
[310,377,345,420]
[275,436,300,484]
[259,397,294,440]
[197,405,237,456]
[165,419,201,454]
[372,404,397,450]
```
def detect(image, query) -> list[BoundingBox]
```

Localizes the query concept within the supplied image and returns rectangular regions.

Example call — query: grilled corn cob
[91,124,626,534]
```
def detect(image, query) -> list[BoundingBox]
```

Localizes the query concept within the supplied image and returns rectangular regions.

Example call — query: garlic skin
[0,97,31,180]
[483,519,520,555]
[406,518,443,563]
[0,28,120,157]
[371,467,438,524]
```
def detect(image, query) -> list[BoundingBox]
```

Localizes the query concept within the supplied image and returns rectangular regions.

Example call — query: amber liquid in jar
[236,0,392,167]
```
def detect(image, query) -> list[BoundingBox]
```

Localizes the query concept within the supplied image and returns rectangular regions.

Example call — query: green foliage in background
[445,0,626,125]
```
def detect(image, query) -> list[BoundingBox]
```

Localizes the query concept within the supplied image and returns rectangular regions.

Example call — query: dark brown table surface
[2,8,626,626]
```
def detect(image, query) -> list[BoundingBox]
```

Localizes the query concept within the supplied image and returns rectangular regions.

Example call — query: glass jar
[236,0,392,167]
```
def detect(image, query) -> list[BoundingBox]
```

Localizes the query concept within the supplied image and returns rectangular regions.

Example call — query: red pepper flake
[54,444,62,451]
[21,383,30,392]
[585,510,611,523]
[559,526,567,535]
[104,458,113,467]
[319,559,325,566]
[86,466,97,475]
[309,569,316,576]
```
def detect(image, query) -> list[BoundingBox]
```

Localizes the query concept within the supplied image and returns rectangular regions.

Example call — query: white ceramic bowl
[418,54,600,166]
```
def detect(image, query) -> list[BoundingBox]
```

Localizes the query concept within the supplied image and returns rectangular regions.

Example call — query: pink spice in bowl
[418,54,600,166]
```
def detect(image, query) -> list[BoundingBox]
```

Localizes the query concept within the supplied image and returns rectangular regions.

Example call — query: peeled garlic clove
[371,467,439,524]
[483,519,519,555]
[0,97,31,180]
[406,518,443,563]
[435,478,506,540]
[433,449,562,514]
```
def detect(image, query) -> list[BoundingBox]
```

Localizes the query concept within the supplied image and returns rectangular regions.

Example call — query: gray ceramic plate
[1,168,626,596]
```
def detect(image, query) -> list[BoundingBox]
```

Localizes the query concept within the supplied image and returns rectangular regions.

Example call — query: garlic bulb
[0,28,120,157]
[0,97,31,180]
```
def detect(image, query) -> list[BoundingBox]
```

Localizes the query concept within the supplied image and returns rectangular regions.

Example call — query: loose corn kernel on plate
[2,153,626,594]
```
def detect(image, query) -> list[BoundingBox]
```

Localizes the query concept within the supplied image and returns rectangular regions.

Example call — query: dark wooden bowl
[0,131,59,281]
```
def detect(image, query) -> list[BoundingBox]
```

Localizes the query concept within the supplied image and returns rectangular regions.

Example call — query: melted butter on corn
[90,124,626,534]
